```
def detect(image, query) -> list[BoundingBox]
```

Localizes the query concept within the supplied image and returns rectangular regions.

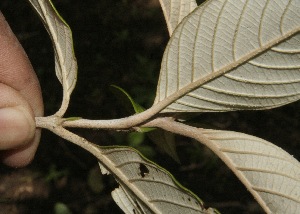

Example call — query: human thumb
[0,84,37,167]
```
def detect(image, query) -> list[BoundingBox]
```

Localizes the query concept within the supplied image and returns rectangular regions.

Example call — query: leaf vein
[232,0,249,61]
[211,0,228,72]
[237,167,300,182]
[249,59,300,69]
[149,199,203,211]
[280,0,293,35]
[220,150,299,168]
[258,0,269,47]
[224,73,300,84]
[253,186,300,203]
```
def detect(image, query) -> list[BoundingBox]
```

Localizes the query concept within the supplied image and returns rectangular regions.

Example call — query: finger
[0,84,40,167]
[0,131,41,168]
[0,11,44,167]
[0,84,35,150]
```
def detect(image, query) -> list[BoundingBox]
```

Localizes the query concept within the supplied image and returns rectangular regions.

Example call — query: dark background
[0,0,299,213]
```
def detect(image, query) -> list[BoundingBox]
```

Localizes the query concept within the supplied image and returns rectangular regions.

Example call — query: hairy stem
[36,104,165,130]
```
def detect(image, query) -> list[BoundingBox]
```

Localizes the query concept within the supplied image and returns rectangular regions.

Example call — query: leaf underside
[155,0,300,113]
[96,146,216,214]
[159,0,198,35]
[28,0,77,116]
[199,129,300,213]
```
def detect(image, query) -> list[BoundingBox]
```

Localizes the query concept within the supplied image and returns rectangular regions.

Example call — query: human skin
[0,11,43,167]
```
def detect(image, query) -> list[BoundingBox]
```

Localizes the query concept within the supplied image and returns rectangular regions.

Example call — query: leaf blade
[110,85,145,114]
[28,0,77,116]
[96,146,215,214]
[154,0,300,113]
[199,129,300,213]
[159,0,198,35]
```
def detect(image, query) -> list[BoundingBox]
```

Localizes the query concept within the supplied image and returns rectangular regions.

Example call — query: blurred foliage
[87,166,104,194]
[54,202,72,214]
[0,0,299,213]
[45,165,69,183]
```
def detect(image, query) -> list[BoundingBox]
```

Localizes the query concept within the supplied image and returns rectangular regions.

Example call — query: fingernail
[0,107,35,150]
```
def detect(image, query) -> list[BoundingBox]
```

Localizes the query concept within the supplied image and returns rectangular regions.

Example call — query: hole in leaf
[139,163,149,178]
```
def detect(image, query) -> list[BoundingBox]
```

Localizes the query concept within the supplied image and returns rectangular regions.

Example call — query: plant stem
[38,106,162,130]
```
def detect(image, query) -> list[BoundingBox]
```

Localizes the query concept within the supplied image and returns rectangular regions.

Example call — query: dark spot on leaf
[139,163,149,178]
[188,197,191,201]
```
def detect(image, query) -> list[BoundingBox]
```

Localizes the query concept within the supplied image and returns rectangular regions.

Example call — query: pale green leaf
[110,85,157,132]
[111,85,145,114]
[155,0,300,112]
[28,0,77,116]
[199,129,300,213]
[159,0,198,35]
